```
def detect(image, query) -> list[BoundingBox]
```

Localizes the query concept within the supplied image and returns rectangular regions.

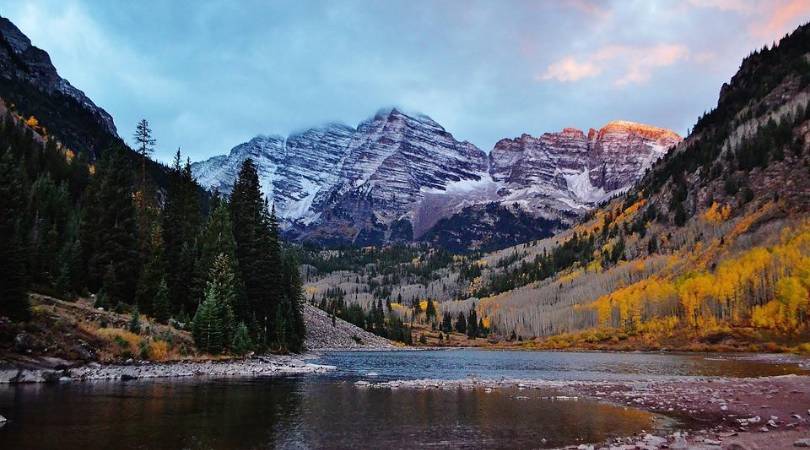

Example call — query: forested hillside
[0,101,306,358]
[303,22,810,351]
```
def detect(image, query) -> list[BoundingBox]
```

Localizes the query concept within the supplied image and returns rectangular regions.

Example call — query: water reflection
[0,377,668,449]
[314,349,807,381]
[1,350,803,449]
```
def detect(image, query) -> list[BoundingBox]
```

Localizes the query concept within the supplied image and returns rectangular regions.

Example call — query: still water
[0,350,805,449]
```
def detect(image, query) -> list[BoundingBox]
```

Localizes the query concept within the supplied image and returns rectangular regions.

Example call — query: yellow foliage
[703,202,732,224]
[589,277,677,329]
[96,328,141,354]
[149,340,170,361]
[25,115,39,128]
[558,269,582,284]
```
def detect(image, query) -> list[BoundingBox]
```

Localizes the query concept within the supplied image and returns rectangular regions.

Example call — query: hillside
[302,22,810,351]
[0,294,391,369]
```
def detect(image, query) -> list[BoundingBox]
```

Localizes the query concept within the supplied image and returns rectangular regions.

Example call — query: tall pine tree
[163,149,202,314]
[0,151,31,321]
[81,146,140,305]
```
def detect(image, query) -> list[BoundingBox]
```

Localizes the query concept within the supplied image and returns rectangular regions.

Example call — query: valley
[1,5,810,450]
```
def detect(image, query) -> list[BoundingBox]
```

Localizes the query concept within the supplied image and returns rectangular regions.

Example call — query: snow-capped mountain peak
[192,112,681,248]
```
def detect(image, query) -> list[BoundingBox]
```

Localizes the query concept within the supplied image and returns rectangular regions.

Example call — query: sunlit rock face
[490,121,682,220]
[193,111,680,249]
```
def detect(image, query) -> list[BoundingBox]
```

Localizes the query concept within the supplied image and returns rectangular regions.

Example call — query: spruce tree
[81,146,140,304]
[129,306,141,333]
[280,251,306,352]
[194,198,245,318]
[467,308,478,339]
[152,279,170,324]
[231,322,254,355]
[192,253,237,353]
[135,224,164,315]
[0,151,31,321]
[133,119,155,188]
[455,311,467,334]
[163,150,202,314]
[425,298,436,319]
[229,159,283,347]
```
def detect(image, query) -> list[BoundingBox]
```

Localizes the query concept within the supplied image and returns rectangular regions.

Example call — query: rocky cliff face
[194,112,681,249]
[0,16,119,154]
[490,121,681,219]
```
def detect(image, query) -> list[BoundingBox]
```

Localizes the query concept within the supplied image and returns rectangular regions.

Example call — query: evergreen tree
[129,306,141,333]
[230,159,284,347]
[280,252,307,352]
[133,119,155,187]
[0,151,31,321]
[455,311,467,334]
[425,298,436,319]
[231,322,254,355]
[163,150,202,314]
[192,289,223,354]
[192,253,237,353]
[81,146,140,304]
[441,312,452,333]
[152,279,170,324]
[194,198,245,317]
[135,224,164,315]
[467,308,478,339]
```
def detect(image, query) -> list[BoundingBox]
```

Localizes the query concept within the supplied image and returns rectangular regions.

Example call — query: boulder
[13,332,36,353]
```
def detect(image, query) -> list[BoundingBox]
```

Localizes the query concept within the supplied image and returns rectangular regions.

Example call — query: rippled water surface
[0,350,805,449]
[313,348,808,381]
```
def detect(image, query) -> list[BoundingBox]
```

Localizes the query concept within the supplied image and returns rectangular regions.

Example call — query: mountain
[0,16,120,156]
[0,16,202,194]
[303,21,810,350]
[194,109,680,249]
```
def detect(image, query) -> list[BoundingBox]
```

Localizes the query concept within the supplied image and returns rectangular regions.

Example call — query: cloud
[750,0,810,40]
[560,0,611,18]
[687,0,810,41]
[539,57,601,82]
[686,0,755,13]
[539,44,690,86]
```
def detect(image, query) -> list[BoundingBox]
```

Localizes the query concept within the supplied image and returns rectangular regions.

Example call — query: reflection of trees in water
[293,383,658,448]
[0,379,663,449]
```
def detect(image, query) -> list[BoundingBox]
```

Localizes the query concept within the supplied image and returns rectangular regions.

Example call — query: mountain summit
[193,111,680,249]
[0,16,119,155]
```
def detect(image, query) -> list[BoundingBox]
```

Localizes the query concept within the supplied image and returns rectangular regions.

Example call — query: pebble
[795,438,810,447]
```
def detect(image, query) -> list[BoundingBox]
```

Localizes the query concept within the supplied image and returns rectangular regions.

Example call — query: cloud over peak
[539,44,690,86]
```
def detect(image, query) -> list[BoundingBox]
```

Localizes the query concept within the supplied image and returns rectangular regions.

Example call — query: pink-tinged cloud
[560,0,611,18]
[539,57,601,82]
[751,0,810,40]
[686,0,755,12]
[539,44,690,86]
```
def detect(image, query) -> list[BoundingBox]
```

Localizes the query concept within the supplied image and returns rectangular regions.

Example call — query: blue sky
[4,0,810,163]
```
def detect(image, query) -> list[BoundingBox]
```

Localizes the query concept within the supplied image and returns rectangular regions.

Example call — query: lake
[0,349,805,449]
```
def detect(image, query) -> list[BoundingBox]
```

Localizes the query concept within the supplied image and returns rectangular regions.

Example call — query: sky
[3,0,810,163]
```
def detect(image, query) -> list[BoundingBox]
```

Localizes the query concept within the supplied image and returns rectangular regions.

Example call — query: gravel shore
[0,354,334,383]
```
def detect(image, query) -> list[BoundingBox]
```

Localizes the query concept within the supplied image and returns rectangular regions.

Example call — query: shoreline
[0,354,334,384]
[4,348,810,448]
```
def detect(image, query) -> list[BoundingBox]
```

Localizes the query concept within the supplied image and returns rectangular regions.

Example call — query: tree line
[0,114,305,353]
